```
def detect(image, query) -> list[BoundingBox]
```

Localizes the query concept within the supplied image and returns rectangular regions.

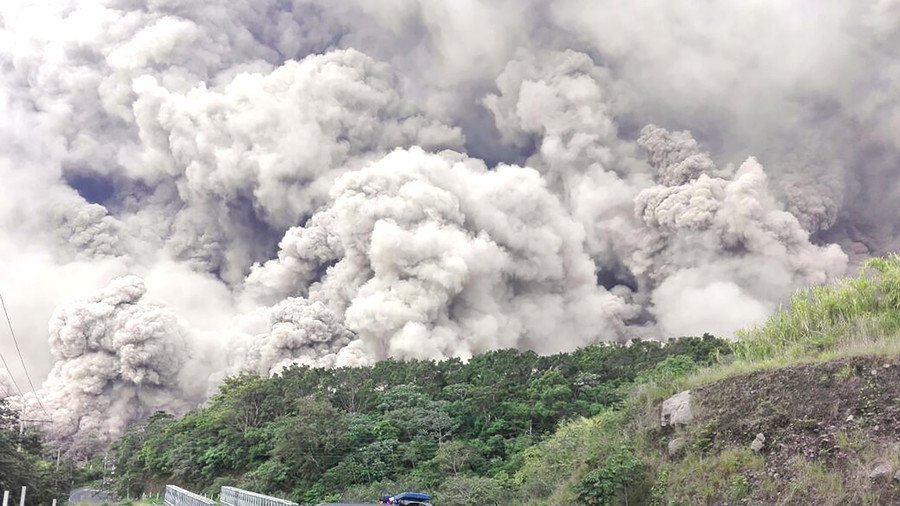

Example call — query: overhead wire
[0,288,50,417]
[0,348,23,397]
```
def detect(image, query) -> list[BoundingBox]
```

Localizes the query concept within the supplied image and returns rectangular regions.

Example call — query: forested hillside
[106,336,728,504]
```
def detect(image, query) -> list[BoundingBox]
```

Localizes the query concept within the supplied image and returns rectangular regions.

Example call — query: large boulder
[661,390,694,427]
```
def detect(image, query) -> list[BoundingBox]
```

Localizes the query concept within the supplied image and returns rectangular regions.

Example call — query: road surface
[68,488,115,505]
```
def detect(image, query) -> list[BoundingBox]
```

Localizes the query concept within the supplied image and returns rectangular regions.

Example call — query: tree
[437,475,507,506]
[272,397,351,480]
[0,399,74,505]
[428,440,482,476]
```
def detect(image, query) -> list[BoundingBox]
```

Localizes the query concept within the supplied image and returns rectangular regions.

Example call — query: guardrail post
[3,490,8,506]
[165,485,216,506]
[220,486,298,506]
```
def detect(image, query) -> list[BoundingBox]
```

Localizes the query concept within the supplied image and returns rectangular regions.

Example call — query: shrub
[575,445,644,506]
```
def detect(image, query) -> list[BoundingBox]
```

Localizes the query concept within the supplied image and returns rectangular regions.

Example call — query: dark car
[315,503,378,506]
[392,492,432,506]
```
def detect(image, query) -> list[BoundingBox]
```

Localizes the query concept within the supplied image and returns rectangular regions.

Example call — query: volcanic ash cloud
[26,276,200,456]
[243,147,638,368]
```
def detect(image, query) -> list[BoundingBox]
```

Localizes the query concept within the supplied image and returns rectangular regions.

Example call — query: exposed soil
[673,355,900,504]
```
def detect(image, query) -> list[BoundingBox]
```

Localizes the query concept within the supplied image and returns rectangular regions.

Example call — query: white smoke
[16,276,204,456]
[633,128,847,334]
[7,0,900,453]
[244,147,635,367]
[129,48,462,281]
[236,298,354,375]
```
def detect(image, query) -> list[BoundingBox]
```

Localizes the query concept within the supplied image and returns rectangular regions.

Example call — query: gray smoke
[237,298,354,375]
[130,48,462,281]
[3,0,899,453]
[633,126,847,336]
[243,147,635,367]
[15,276,205,456]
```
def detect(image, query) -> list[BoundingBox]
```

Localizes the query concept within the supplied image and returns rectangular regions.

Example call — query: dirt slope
[661,356,900,505]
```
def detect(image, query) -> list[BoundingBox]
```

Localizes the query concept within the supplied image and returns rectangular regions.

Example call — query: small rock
[661,390,693,427]
[894,469,900,483]
[883,363,891,369]
[667,437,686,457]
[868,462,892,481]
[750,433,766,452]
[846,414,854,422]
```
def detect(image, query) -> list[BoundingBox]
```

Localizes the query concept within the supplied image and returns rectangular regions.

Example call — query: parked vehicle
[379,492,432,506]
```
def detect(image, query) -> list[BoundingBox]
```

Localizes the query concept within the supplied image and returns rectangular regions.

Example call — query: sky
[0,0,898,454]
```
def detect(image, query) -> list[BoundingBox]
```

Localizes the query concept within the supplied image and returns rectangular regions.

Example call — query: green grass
[654,447,766,505]
[733,254,900,362]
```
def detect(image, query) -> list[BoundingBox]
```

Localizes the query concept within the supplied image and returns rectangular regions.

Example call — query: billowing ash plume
[481,49,654,294]
[5,0,899,454]
[244,147,635,366]
[633,126,848,336]
[238,298,354,375]
[17,276,201,456]
[130,49,462,281]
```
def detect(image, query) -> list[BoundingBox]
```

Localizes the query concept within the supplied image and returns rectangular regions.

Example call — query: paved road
[68,488,115,505]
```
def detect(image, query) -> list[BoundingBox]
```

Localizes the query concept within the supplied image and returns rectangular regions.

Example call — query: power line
[0,348,24,397]
[0,288,49,417]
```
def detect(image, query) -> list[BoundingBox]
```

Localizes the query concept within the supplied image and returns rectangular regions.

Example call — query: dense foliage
[107,336,728,504]
[0,399,80,505]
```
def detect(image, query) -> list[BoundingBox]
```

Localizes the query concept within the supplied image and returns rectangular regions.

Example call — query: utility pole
[17,415,52,453]
[17,397,25,453]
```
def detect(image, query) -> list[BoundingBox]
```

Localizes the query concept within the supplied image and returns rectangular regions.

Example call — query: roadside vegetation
[734,253,900,363]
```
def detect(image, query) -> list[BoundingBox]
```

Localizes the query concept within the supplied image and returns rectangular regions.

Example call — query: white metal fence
[164,485,215,506]
[220,486,298,506]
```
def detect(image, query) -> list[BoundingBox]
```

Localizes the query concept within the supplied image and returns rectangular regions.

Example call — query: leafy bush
[575,445,644,506]
[437,475,508,506]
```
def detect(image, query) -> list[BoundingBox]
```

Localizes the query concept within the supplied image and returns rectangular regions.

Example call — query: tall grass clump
[733,254,900,362]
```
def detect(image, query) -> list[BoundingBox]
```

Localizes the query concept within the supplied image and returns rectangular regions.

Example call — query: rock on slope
[657,356,900,504]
